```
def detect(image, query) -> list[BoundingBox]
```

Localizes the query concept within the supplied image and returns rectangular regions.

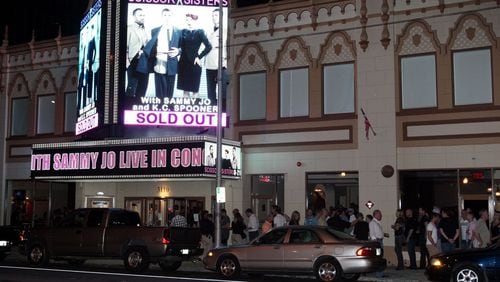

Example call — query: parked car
[203,225,386,282]
[0,225,26,261]
[26,208,202,273]
[426,241,500,282]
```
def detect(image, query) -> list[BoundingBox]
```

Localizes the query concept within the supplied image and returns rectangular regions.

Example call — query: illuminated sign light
[30,139,240,179]
[123,110,227,127]
[76,112,99,135]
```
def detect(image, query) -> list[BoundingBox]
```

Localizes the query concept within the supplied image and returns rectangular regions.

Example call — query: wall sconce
[365,200,374,209]
[340,172,346,177]
[462,177,469,184]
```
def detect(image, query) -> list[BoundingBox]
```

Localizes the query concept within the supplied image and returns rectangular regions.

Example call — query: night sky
[0,0,89,45]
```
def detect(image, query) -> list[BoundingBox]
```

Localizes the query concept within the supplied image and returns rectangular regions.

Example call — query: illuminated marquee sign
[30,137,240,179]
[121,0,229,128]
[76,0,105,135]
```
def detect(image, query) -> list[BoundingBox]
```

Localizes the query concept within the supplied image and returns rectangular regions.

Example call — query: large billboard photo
[76,0,103,135]
[123,0,229,128]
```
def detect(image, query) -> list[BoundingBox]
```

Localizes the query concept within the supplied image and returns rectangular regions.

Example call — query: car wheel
[159,261,182,272]
[123,247,150,273]
[67,259,86,266]
[342,273,360,282]
[27,244,48,266]
[452,263,485,282]
[315,258,342,282]
[217,256,240,279]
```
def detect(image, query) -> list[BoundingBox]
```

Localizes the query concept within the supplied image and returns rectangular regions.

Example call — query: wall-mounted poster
[121,0,229,129]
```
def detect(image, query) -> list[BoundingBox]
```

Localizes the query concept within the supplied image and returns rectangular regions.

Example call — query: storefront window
[124,197,204,227]
[400,170,458,211]
[306,172,359,214]
[6,181,75,226]
[494,170,500,213]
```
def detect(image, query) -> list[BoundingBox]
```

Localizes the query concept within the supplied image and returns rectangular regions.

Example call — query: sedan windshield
[325,227,356,240]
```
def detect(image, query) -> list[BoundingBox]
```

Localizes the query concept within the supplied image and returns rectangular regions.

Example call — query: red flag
[361,108,376,140]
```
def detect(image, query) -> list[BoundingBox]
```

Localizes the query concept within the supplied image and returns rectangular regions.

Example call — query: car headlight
[430,258,443,267]
[207,251,214,257]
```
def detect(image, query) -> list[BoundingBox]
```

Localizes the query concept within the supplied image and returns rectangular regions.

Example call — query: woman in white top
[426,213,441,257]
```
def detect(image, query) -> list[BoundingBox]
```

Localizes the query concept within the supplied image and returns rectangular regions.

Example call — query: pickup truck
[0,225,22,262]
[26,208,202,273]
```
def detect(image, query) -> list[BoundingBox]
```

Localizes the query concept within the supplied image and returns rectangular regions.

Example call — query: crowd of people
[180,203,499,271]
[390,206,500,270]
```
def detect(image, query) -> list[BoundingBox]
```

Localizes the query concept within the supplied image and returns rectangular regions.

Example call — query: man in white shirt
[426,212,440,256]
[245,208,259,241]
[272,205,287,228]
[369,209,385,278]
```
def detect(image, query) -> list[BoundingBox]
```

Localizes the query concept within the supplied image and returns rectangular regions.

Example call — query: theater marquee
[30,136,240,180]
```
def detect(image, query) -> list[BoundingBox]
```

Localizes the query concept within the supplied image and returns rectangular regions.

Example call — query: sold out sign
[123,110,227,127]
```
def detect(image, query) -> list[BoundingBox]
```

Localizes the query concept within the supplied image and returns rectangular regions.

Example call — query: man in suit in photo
[142,8,181,100]
[85,24,97,106]
[126,8,150,98]
[205,8,227,108]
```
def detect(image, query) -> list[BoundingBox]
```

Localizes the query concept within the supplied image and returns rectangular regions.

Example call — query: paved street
[0,247,429,282]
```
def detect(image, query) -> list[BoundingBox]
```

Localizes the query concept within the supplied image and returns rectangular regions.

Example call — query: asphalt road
[0,247,428,282]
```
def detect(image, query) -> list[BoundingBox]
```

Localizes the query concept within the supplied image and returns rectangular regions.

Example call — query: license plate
[0,241,7,247]
[181,249,189,255]
[376,248,381,256]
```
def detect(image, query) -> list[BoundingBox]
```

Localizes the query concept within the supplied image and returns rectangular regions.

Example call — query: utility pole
[214,0,225,249]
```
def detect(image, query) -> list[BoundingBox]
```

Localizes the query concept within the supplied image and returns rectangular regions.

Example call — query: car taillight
[162,237,170,245]
[356,247,376,257]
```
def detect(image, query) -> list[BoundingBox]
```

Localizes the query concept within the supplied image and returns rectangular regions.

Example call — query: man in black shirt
[439,209,459,253]
[199,210,214,260]
[405,209,419,269]
[353,213,369,240]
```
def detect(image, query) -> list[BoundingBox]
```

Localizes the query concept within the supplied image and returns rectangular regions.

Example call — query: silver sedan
[203,225,386,282]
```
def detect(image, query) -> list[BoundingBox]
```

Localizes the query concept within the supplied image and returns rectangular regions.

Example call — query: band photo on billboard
[76,0,103,135]
[123,0,229,129]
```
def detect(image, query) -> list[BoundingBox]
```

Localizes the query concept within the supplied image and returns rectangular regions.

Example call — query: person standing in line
[199,210,214,260]
[142,8,181,101]
[304,209,318,225]
[474,209,490,248]
[317,208,328,227]
[426,212,441,257]
[439,209,459,253]
[391,209,405,270]
[176,13,212,98]
[126,8,149,98]
[245,208,259,241]
[261,214,274,234]
[353,213,369,241]
[490,212,500,244]
[288,211,301,225]
[170,209,188,227]
[369,210,385,278]
[204,8,227,108]
[219,209,230,246]
[231,212,247,245]
[466,210,478,248]
[404,208,418,269]
[417,207,430,268]
[271,205,287,228]
[459,209,470,249]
